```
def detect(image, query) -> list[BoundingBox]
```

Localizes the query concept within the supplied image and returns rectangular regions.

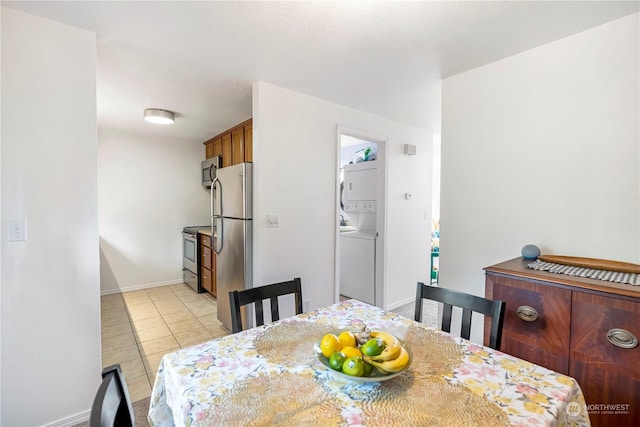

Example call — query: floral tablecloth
[148,299,590,426]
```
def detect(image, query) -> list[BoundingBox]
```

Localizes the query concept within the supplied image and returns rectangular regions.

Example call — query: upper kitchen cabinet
[204,118,253,167]
[206,137,222,159]
[244,121,252,162]
[221,133,232,167]
[231,127,244,165]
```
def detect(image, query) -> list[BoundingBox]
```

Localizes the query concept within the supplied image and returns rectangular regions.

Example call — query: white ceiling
[4,1,638,144]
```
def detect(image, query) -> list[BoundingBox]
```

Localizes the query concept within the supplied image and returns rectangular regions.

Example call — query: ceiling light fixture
[144,108,175,125]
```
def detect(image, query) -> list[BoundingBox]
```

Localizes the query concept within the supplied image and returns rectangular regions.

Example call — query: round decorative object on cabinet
[521,244,541,260]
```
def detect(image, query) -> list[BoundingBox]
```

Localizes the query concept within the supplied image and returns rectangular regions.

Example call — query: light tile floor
[101,283,230,402]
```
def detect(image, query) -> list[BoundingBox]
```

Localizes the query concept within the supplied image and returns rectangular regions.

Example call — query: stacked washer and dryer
[340,160,378,305]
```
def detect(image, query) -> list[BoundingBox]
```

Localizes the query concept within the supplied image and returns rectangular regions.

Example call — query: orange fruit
[320,333,341,358]
[341,346,362,359]
[338,331,357,348]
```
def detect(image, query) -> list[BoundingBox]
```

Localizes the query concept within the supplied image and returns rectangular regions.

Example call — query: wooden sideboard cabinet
[200,234,216,298]
[485,258,640,427]
[204,118,252,167]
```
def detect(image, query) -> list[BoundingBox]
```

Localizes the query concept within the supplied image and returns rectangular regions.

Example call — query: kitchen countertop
[196,228,213,236]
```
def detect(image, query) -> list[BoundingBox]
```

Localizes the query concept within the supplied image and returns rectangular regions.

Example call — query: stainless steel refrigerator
[211,162,253,330]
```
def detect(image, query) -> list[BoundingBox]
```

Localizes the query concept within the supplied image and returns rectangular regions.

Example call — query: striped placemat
[527,260,640,286]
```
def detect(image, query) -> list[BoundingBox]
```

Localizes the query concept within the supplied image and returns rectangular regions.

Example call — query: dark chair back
[414,282,506,350]
[89,364,135,427]
[229,277,303,333]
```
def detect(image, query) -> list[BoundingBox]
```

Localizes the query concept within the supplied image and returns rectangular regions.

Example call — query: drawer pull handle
[607,328,638,349]
[516,305,539,322]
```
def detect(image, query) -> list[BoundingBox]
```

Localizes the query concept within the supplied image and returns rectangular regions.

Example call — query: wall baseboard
[46,410,89,427]
[386,296,416,310]
[101,278,185,295]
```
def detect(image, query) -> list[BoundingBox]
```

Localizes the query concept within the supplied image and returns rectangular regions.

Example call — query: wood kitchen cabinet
[204,118,252,167]
[200,234,216,298]
[231,126,244,165]
[205,140,214,159]
[212,137,222,158]
[485,258,640,427]
[221,133,232,167]
[244,121,252,162]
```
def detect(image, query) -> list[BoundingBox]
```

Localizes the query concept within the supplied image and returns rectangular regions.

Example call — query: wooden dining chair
[89,364,135,427]
[229,277,303,333]
[414,282,506,350]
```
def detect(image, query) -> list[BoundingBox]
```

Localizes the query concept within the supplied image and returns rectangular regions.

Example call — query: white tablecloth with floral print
[148,299,590,426]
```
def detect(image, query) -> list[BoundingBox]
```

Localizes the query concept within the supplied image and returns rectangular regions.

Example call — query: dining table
[148,299,590,426]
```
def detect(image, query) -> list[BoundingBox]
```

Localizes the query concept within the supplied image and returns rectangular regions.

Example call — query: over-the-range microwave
[201,156,219,188]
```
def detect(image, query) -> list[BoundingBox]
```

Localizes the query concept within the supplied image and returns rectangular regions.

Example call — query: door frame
[334,125,387,308]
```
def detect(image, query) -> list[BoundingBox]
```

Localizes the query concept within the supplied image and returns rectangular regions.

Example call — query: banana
[364,346,410,373]
[369,331,401,361]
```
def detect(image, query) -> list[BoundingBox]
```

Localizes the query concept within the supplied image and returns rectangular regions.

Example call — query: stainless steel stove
[182,226,210,292]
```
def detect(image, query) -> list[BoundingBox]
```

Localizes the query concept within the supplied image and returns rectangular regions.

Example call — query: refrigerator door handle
[214,217,224,255]
[214,177,218,232]
[212,176,223,217]
[212,177,224,255]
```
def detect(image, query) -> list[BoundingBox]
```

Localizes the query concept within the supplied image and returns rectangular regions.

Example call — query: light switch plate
[8,220,27,241]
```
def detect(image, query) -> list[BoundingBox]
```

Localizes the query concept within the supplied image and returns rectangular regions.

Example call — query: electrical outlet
[303,300,310,312]
[267,214,280,228]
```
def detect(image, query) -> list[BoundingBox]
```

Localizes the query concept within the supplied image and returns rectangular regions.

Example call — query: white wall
[440,14,639,343]
[252,82,434,312]
[1,7,101,426]
[0,6,4,420]
[98,130,210,294]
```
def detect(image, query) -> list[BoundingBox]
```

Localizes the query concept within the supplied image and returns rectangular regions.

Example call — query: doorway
[335,127,386,308]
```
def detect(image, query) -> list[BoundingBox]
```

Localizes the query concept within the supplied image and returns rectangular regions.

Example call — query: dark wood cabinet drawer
[570,292,640,427]
[201,266,212,293]
[201,235,212,248]
[487,273,571,374]
[201,245,212,270]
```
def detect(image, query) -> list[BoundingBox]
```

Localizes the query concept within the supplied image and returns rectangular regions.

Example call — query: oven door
[183,232,198,273]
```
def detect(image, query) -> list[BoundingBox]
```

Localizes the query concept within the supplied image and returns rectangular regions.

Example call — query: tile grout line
[121,293,155,391]
[100,285,235,400]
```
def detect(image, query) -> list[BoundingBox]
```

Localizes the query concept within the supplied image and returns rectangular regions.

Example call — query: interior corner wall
[0,5,3,422]
[98,130,210,294]
[440,14,639,344]
[1,7,101,426]
[252,82,435,313]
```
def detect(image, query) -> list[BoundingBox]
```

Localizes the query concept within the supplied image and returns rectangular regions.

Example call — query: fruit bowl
[313,330,411,382]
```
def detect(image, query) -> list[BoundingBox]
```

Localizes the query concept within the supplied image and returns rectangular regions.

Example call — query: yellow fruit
[364,346,410,373]
[341,346,362,359]
[320,333,341,358]
[338,331,357,348]
[369,331,401,361]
